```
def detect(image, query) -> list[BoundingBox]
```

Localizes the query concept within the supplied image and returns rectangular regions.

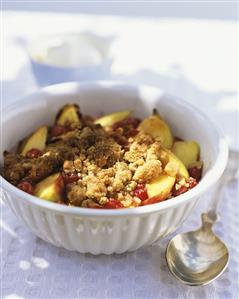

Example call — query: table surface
[1,11,239,299]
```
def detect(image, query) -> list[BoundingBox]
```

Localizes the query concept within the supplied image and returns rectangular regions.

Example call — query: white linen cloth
[1,11,238,299]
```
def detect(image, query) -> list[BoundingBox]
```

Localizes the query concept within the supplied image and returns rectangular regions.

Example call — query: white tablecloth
[1,11,239,299]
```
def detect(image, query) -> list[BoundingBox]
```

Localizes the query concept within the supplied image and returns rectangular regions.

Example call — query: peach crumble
[3,104,203,208]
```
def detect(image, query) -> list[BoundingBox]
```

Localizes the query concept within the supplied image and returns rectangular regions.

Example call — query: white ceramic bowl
[1,82,228,254]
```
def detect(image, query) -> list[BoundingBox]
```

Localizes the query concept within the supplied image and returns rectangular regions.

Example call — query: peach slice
[172,141,200,168]
[34,173,65,202]
[146,172,175,199]
[138,115,173,149]
[159,147,189,179]
[94,110,132,128]
[20,126,48,156]
[56,104,81,127]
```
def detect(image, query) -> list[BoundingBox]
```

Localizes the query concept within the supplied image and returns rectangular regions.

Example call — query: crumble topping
[63,132,165,207]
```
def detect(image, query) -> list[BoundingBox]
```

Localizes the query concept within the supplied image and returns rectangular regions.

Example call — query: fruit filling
[2,103,203,208]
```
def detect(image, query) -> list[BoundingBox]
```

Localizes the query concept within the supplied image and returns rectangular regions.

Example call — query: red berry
[50,125,65,137]
[112,117,141,131]
[112,121,124,131]
[17,181,34,195]
[172,177,198,197]
[125,129,139,138]
[62,172,79,184]
[134,184,148,201]
[124,117,141,128]
[141,196,165,206]
[25,148,42,158]
[64,124,74,133]
[104,198,123,209]
[136,183,145,189]
[172,185,188,197]
[188,166,202,182]
[188,177,198,189]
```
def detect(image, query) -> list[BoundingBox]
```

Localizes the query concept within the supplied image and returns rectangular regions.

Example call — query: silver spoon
[166,150,239,286]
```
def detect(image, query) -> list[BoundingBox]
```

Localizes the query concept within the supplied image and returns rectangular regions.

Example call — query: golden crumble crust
[65,133,164,207]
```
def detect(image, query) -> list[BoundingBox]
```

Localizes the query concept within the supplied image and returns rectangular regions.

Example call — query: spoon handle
[203,150,239,226]
[201,178,229,228]
[207,178,227,214]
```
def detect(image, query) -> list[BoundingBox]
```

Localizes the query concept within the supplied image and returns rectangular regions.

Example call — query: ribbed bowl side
[2,191,200,254]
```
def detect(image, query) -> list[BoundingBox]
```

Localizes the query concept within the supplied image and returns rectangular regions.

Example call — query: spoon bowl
[166,225,229,286]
